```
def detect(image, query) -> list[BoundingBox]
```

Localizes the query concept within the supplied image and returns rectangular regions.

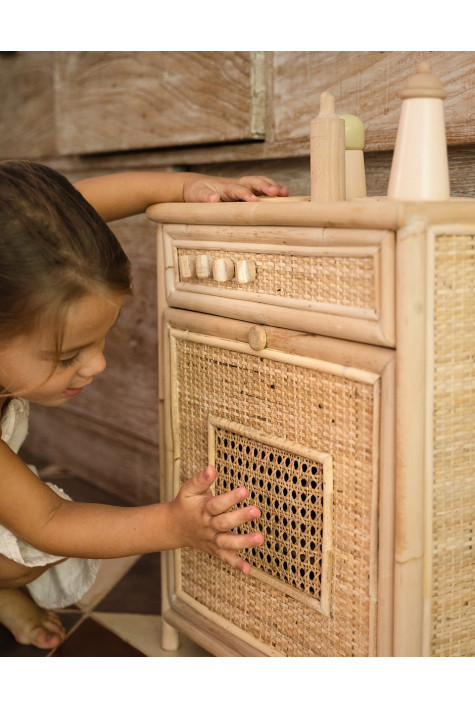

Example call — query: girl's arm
[74,171,289,222]
[0,442,263,574]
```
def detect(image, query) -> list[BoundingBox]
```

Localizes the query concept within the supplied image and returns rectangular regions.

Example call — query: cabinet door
[161,309,395,656]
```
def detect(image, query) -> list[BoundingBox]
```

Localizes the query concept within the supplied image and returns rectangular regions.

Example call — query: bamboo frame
[147,197,475,231]
[393,217,428,656]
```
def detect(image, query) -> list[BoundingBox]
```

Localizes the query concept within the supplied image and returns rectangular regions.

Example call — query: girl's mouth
[63,387,83,397]
[63,379,93,397]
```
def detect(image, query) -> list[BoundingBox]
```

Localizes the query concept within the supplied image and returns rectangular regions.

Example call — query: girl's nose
[78,347,107,378]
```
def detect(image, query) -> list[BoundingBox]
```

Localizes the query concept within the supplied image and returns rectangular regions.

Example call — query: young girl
[0,161,289,650]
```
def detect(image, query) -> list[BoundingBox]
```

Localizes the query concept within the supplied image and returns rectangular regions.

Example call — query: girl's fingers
[184,174,289,203]
[217,185,259,202]
[215,530,264,553]
[238,176,290,197]
[205,485,249,516]
[180,465,216,498]
[210,504,261,533]
[198,183,258,203]
[217,549,253,575]
[218,178,289,202]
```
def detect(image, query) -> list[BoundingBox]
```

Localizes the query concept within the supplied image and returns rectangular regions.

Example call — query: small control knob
[213,257,234,283]
[178,254,196,280]
[195,254,213,279]
[235,259,256,284]
[248,325,267,351]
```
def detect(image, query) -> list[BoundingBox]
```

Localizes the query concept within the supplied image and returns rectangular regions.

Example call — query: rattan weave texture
[431,233,475,657]
[176,247,376,310]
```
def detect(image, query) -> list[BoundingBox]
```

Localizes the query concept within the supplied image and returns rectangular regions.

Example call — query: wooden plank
[272,51,475,150]
[55,51,264,155]
[0,51,55,159]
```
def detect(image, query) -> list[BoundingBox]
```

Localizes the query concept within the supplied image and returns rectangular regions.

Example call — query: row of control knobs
[178,254,256,284]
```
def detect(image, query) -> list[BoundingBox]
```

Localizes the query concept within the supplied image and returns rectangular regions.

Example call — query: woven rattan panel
[431,233,475,657]
[209,417,333,614]
[171,331,378,656]
[176,247,376,310]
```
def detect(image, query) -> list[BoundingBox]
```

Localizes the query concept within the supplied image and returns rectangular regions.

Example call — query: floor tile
[75,556,141,611]
[92,613,211,657]
[51,617,146,657]
[95,553,161,614]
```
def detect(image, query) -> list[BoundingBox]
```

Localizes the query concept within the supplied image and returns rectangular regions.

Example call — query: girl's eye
[59,353,80,368]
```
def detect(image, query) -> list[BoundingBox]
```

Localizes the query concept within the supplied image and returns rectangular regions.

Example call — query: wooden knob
[178,254,196,280]
[213,257,234,283]
[235,259,256,284]
[195,254,213,279]
[248,326,267,351]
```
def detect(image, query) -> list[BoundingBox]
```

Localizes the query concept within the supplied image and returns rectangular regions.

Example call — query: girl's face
[0,291,124,407]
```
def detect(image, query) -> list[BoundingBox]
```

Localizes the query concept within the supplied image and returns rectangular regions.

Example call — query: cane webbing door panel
[162,309,395,656]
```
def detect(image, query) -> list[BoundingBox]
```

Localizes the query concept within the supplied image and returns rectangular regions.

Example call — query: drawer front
[162,224,395,347]
[162,310,395,656]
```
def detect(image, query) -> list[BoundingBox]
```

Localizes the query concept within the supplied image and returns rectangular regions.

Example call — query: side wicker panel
[430,232,475,656]
[169,327,380,656]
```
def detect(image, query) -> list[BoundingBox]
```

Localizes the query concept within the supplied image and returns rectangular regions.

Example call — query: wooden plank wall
[1,51,474,504]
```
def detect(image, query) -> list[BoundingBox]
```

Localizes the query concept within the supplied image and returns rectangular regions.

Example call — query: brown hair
[0,160,132,360]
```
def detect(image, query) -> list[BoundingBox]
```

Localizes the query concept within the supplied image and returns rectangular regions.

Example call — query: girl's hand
[171,465,264,574]
[183,174,289,203]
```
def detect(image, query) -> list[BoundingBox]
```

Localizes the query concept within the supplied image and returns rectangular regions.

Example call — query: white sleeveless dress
[0,397,101,608]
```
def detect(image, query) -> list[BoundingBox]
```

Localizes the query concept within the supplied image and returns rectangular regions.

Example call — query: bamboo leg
[160,618,180,651]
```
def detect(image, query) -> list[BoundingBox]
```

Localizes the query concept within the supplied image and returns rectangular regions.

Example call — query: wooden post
[393,217,428,656]
[310,92,346,202]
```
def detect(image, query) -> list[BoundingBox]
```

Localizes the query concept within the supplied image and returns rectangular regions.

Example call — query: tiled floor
[0,469,210,658]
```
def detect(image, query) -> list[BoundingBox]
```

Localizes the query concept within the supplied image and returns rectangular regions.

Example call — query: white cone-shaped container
[387,62,450,201]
